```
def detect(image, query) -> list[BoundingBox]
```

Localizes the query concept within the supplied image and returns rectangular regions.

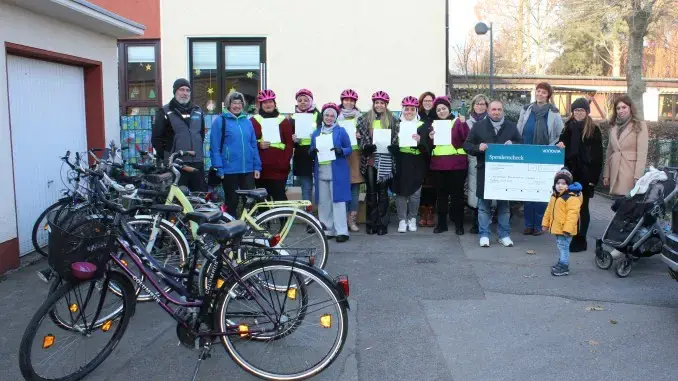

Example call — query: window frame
[188,37,267,114]
[118,39,162,115]
[659,94,677,122]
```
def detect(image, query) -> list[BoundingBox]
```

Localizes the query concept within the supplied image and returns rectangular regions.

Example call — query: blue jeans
[524,202,547,229]
[298,176,313,203]
[346,183,360,213]
[556,235,572,265]
[478,198,511,239]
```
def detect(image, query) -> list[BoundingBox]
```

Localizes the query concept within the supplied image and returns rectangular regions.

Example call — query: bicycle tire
[31,198,72,257]
[19,271,135,381]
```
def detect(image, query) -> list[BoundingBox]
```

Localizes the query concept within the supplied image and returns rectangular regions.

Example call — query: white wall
[160,0,446,113]
[643,88,660,122]
[0,2,120,242]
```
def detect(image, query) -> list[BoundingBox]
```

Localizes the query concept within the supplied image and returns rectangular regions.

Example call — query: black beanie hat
[433,96,451,110]
[554,167,573,186]
[571,97,590,114]
[173,78,191,94]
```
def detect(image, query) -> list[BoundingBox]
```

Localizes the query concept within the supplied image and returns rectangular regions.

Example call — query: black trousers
[221,173,255,215]
[365,166,390,230]
[575,189,592,240]
[434,170,467,228]
[178,162,206,192]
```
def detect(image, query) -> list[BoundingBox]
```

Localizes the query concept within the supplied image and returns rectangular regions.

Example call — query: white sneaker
[398,220,407,233]
[408,218,417,232]
[479,237,490,247]
[499,237,514,247]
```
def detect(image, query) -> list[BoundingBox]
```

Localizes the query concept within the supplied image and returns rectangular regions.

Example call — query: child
[542,168,583,276]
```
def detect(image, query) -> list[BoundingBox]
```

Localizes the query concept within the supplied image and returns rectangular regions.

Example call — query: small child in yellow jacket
[542,168,582,276]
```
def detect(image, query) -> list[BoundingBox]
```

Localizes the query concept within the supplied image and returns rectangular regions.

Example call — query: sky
[449,0,482,46]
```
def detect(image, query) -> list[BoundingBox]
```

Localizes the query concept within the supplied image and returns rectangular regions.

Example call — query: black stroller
[595,168,678,277]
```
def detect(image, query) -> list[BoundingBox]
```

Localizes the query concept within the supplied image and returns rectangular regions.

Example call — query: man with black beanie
[152,78,206,191]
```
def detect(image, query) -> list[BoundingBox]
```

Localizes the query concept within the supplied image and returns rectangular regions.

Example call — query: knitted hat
[224,91,247,112]
[554,167,573,186]
[173,78,191,94]
[433,96,451,110]
[571,97,590,114]
[536,82,553,101]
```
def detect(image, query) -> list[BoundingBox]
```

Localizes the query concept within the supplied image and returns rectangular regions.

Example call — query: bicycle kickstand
[190,343,212,381]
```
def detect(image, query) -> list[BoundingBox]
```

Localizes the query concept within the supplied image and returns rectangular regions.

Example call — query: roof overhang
[3,0,144,38]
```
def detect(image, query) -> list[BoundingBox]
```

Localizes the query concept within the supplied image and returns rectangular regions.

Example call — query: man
[463,100,522,248]
[516,82,564,236]
[152,78,206,191]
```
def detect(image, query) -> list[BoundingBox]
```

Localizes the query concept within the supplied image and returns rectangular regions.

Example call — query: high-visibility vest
[432,118,467,156]
[400,120,424,155]
[253,115,286,150]
[292,111,318,146]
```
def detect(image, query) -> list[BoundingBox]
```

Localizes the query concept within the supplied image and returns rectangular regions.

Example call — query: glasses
[573,109,587,113]
[475,103,487,106]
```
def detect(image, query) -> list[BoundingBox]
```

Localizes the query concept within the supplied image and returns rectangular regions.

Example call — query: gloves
[387,145,399,155]
[331,147,344,157]
[309,148,319,156]
[362,144,377,156]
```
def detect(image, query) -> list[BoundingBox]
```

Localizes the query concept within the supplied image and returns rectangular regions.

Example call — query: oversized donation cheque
[483,144,564,202]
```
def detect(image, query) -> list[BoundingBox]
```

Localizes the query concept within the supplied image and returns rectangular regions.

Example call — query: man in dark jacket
[152,78,206,191]
[463,100,522,248]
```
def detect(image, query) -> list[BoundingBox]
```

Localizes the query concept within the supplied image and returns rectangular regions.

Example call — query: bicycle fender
[131,215,190,257]
[255,207,323,228]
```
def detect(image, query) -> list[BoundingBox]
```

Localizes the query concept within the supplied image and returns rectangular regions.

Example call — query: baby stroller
[595,167,678,277]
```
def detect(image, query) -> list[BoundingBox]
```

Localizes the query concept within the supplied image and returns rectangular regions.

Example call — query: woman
[390,96,432,233]
[291,88,322,211]
[337,89,363,232]
[358,91,397,235]
[251,89,294,202]
[310,102,352,242]
[210,91,261,213]
[603,95,649,196]
[465,94,489,234]
[418,91,437,226]
[555,97,603,252]
[430,96,469,235]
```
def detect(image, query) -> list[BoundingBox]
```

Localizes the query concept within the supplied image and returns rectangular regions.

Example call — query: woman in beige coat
[603,95,649,196]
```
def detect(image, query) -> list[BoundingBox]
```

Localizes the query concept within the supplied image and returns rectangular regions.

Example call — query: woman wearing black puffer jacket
[556,97,603,252]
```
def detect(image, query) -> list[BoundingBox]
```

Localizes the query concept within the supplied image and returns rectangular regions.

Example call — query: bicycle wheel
[19,271,135,381]
[215,259,348,380]
[31,198,76,257]
[253,210,328,270]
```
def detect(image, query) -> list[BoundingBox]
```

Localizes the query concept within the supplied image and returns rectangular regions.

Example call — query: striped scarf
[375,153,392,183]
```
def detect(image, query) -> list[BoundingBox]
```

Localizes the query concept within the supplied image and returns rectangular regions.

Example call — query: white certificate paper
[433,120,452,146]
[338,119,358,146]
[398,121,418,147]
[294,113,315,140]
[315,134,336,162]
[373,129,391,154]
[261,118,281,144]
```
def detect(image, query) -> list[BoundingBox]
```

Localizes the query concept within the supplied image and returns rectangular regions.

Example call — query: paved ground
[1,195,677,381]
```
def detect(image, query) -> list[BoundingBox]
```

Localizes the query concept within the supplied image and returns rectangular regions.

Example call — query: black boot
[365,167,379,235]
[470,209,479,234]
[434,211,448,233]
[570,235,588,252]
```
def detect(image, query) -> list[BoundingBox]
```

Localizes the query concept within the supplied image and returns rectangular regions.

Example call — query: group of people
[152,78,650,274]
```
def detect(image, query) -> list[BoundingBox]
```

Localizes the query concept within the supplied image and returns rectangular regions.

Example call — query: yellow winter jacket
[542,183,583,236]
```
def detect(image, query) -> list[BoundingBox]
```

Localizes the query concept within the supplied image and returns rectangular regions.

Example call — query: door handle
[47,180,54,187]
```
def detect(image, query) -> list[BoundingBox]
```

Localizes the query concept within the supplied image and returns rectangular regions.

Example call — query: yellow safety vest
[432,118,467,156]
[400,121,424,155]
[292,111,318,146]
[253,115,286,150]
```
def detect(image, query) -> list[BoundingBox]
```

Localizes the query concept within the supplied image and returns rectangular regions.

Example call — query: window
[189,38,266,114]
[660,94,678,121]
[118,40,161,116]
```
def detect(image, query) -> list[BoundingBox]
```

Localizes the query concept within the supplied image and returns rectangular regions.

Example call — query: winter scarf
[467,111,487,129]
[490,116,505,133]
[566,120,583,160]
[169,98,193,119]
[616,115,632,138]
[531,102,551,145]
[259,109,279,118]
[338,107,361,120]
[295,97,316,113]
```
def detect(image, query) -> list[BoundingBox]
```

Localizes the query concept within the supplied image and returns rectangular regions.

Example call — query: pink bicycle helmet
[322,102,341,115]
[401,96,419,107]
[371,91,390,104]
[257,89,276,103]
[295,88,314,100]
[340,89,359,101]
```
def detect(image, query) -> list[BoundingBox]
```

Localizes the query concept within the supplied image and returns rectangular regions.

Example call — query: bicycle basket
[46,211,115,280]
[141,172,173,191]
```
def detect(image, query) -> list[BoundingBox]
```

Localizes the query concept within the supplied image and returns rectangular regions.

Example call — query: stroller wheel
[614,258,633,278]
[595,251,613,270]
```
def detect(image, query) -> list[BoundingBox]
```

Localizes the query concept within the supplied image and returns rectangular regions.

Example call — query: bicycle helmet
[322,102,341,115]
[371,91,390,104]
[257,89,276,103]
[401,96,419,107]
[340,89,359,101]
[295,88,314,100]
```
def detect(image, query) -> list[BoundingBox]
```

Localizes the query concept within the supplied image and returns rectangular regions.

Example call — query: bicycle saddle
[197,221,248,241]
[235,188,268,200]
[185,210,222,224]
[148,204,183,213]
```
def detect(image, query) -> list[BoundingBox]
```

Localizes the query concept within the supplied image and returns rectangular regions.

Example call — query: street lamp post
[475,22,494,98]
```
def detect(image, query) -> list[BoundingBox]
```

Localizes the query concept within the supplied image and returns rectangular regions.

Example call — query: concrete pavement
[1,195,677,381]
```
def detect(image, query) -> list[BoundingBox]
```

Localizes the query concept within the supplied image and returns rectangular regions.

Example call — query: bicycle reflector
[239,324,249,337]
[336,275,349,297]
[320,314,332,328]
[42,334,55,349]
[69,304,78,313]
[287,287,297,300]
[268,234,281,247]
[216,278,225,289]
[220,204,227,213]
[101,320,113,332]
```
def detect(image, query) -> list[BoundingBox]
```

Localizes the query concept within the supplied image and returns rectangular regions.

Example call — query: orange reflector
[69,304,78,313]
[216,279,225,289]
[101,320,113,332]
[169,217,177,224]
[320,314,332,328]
[43,223,49,231]
[287,288,297,300]
[239,324,249,337]
[42,334,55,349]
[120,259,128,267]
